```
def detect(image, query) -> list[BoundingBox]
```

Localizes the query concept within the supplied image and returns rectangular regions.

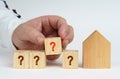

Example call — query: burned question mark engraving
[50,42,56,52]
[18,55,24,65]
[67,56,73,65]
[34,56,40,65]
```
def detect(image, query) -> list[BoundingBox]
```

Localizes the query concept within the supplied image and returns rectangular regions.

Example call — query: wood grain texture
[44,37,62,55]
[29,51,46,69]
[13,50,29,69]
[62,50,78,69]
[83,31,111,68]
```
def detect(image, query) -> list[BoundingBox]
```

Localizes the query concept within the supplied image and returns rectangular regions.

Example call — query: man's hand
[12,15,74,60]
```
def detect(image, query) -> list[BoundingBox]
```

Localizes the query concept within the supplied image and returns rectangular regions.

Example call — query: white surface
[0,0,120,79]
[0,49,120,79]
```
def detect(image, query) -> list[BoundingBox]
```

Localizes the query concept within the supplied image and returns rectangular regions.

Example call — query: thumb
[24,27,45,45]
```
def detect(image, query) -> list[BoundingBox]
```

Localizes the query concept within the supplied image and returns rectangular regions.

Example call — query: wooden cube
[83,31,111,68]
[44,37,62,55]
[13,50,29,69]
[29,51,46,69]
[62,50,78,69]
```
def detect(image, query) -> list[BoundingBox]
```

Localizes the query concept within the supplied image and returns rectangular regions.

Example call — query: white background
[0,0,120,79]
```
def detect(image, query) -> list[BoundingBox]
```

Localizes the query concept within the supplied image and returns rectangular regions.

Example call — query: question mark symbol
[50,42,56,52]
[18,55,24,65]
[34,56,40,65]
[67,56,73,65]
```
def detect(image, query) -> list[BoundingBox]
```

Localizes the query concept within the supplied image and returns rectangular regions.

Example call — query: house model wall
[82,31,111,68]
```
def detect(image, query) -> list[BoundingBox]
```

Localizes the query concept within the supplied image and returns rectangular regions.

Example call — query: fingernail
[37,37,44,43]
[62,40,69,49]
[65,40,69,45]
[59,29,66,38]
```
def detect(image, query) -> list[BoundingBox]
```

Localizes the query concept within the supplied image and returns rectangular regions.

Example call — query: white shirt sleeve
[0,0,23,52]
